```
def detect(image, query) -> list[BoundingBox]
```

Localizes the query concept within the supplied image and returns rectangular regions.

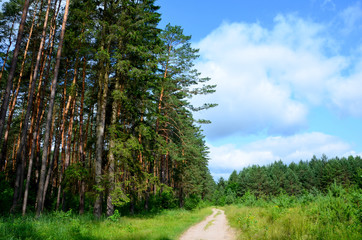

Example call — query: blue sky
[157,0,362,180]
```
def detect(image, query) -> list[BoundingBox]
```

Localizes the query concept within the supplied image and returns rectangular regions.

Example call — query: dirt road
[179,208,236,240]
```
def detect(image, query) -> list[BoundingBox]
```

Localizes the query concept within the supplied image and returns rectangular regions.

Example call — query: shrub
[160,190,177,209]
[0,173,13,214]
[225,189,236,205]
[108,209,121,222]
[184,194,201,210]
[240,190,257,206]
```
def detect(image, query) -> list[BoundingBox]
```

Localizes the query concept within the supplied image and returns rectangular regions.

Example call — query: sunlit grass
[0,207,212,240]
[224,188,362,240]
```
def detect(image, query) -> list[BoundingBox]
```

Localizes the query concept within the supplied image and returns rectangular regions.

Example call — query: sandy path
[179,208,236,240]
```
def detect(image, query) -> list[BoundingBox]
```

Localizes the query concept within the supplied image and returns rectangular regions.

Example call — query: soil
[179,208,237,240]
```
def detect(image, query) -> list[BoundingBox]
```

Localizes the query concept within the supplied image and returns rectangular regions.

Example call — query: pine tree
[0,0,31,146]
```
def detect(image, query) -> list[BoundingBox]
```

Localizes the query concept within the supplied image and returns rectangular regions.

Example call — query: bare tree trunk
[10,0,52,213]
[9,109,24,174]
[106,79,119,217]
[36,0,70,217]
[94,51,110,219]
[38,6,62,208]
[93,2,111,215]
[0,0,31,145]
[0,3,38,168]
[61,93,76,211]
[22,82,45,215]
[55,60,69,210]
[79,58,86,215]
[42,113,61,211]
[94,70,109,218]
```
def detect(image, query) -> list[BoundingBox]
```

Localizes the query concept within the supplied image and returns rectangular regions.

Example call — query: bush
[225,186,362,240]
[0,173,13,214]
[271,193,297,208]
[108,209,121,222]
[225,189,236,205]
[184,194,201,210]
[240,190,257,206]
[160,190,177,209]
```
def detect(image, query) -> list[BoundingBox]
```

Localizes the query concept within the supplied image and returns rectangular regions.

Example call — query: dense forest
[213,155,362,205]
[0,0,216,217]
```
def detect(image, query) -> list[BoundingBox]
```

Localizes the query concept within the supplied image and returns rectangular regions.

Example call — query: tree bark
[79,57,86,215]
[42,113,60,211]
[93,2,111,215]
[106,79,119,217]
[36,0,70,217]
[10,0,52,213]
[22,80,45,215]
[94,68,109,218]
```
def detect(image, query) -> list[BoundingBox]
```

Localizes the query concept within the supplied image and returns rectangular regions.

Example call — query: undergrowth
[0,207,212,240]
[224,184,362,240]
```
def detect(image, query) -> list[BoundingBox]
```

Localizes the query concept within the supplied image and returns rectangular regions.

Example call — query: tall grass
[0,207,212,240]
[224,184,361,240]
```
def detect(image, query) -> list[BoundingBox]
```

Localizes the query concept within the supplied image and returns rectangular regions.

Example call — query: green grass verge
[0,207,212,240]
[224,188,362,240]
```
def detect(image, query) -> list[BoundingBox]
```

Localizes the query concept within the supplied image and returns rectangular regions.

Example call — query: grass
[203,219,214,230]
[224,186,362,240]
[0,207,212,240]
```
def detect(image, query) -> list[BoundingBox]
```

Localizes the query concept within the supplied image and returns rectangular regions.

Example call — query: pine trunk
[106,79,119,217]
[79,58,86,215]
[0,5,38,169]
[11,0,52,213]
[36,0,70,216]
[94,11,110,216]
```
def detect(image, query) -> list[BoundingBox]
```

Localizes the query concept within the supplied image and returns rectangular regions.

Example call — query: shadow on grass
[0,219,40,240]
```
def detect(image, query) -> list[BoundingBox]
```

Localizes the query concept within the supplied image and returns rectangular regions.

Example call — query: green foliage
[184,194,201,210]
[0,0,216,219]
[225,189,236,205]
[213,155,362,206]
[52,209,74,219]
[108,209,121,222]
[63,163,90,194]
[0,173,13,214]
[160,190,178,209]
[225,186,362,240]
[271,193,297,208]
[240,190,257,206]
[111,182,130,207]
[0,208,213,240]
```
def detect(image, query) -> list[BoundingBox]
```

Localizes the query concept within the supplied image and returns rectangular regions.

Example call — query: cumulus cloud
[329,69,362,117]
[192,13,362,139]
[208,132,358,180]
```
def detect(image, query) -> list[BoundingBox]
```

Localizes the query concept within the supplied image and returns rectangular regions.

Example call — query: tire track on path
[179,208,236,240]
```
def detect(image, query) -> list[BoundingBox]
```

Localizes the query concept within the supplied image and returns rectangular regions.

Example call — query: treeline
[214,155,362,205]
[0,0,216,217]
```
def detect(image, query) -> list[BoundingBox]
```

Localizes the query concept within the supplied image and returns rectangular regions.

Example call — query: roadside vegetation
[224,184,361,239]
[214,155,362,240]
[0,207,212,240]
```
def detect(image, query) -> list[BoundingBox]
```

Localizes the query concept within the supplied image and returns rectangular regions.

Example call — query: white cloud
[321,0,336,11]
[339,2,362,34]
[193,13,362,139]
[208,132,357,180]
[329,72,362,117]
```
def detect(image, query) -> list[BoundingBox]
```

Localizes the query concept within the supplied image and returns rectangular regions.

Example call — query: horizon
[158,0,362,180]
